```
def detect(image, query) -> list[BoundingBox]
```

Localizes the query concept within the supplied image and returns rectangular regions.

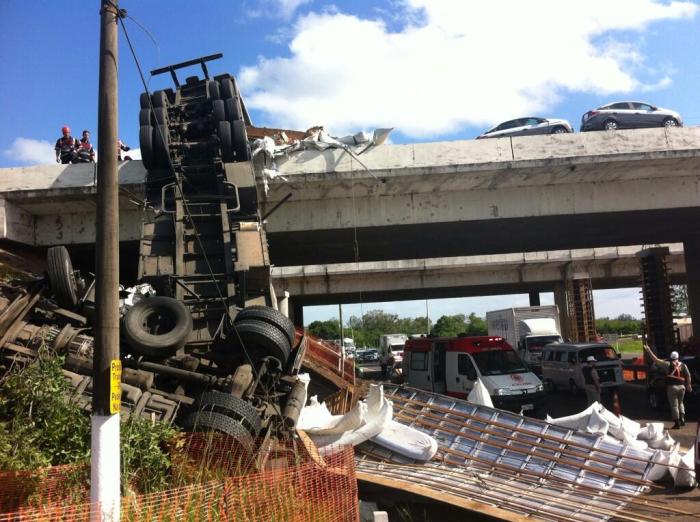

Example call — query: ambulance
[403,335,545,412]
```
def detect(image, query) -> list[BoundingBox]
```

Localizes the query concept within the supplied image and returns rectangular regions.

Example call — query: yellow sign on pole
[110,359,122,415]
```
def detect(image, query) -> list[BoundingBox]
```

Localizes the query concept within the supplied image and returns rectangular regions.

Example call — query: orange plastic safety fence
[0,435,359,522]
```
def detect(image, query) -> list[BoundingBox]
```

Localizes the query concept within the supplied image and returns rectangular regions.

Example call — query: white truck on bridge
[486,306,563,374]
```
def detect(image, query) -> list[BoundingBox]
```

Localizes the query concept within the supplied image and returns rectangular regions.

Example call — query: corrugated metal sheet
[356,386,673,521]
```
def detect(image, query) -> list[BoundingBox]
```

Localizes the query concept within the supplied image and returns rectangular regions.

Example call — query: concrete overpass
[272,244,686,306]
[261,127,700,266]
[1,127,698,330]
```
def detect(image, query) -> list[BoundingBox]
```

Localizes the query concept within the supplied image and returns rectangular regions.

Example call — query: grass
[613,338,643,354]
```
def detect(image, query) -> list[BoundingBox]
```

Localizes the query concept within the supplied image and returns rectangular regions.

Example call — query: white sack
[297,396,366,434]
[647,449,674,482]
[621,431,649,451]
[671,447,696,488]
[546,403,597,430]
[310,385,393,449]
[647,431,676,451]
[637,422,665,441]
[371,420,438,462]
[468,379,494,408]
[595,405,641,440]
[586,408,610,436]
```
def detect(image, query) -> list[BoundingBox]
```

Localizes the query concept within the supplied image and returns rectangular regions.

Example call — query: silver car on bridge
[580,101,682,132]
[477,117,573,139]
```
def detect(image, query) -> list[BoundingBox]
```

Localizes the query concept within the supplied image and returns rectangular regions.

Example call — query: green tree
[465,312,488,336]
[307,319,340,340]
[431,314,468,337]
[673,285,688,315]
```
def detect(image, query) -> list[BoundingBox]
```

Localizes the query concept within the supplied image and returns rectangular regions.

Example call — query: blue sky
[0,0,697,324]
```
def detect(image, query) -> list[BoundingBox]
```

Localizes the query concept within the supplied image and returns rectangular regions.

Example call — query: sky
[0,0,697,324]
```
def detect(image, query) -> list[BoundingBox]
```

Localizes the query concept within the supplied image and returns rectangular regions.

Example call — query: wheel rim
[664,119,677,127]
[605,121,617,130]
[553,128,566,134]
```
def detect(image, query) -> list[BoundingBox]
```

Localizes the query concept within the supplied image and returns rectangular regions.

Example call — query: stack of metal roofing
[356,385,686,522]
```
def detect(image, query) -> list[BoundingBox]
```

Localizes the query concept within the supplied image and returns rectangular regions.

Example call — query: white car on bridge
[477,117,573,139]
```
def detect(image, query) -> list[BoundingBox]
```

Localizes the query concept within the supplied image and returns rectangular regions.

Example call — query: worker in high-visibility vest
[644,344,692,429]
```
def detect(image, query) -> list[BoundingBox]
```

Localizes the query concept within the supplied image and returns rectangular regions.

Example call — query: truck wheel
[122,296,192,357]
[234,306,296,346]
[193,391,261,437]
[139,125,155,170]
[180,411,254,457]
[224,97,241,122]
[139,109,152,126]
[47,246,79,309]
[139,92,151,109]
[153,124,170,166]
[231,120,250,162]
[207,80,220,100]
[212,99,226,122]
[219,77,236,100]
[218,121,234,162]
[151,90,168,108]
[229,319,291,366]
[153,107,168,126]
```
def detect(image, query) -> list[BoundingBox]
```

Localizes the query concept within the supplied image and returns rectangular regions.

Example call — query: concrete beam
[272,244,686,305]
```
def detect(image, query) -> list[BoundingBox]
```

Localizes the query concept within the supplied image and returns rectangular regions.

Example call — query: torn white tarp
[252,127,394,194]
[298,385,437,461]
[467,378,494,408]
[119,283,156,315]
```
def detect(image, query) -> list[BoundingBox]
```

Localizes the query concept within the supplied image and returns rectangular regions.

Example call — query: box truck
[486,306,563,374]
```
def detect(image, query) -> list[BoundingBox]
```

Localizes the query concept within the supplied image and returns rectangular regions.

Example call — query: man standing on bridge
[583,356,601,406]
[644,344,692,429]
[55,126,79,164]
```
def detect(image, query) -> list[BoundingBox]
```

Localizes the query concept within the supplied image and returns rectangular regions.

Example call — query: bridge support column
[528,291,540,307]
[277,290,290,318]
[289,299,304,329]
[566,274,597,343]
[554,283,570,341]
[683,238,700,338]
[637,247,675,357]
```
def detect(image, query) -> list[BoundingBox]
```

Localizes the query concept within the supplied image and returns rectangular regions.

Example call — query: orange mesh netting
[0,434,358,522]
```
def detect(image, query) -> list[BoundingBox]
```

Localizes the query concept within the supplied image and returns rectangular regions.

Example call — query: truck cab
[403,335,545,413]
[379,333,408,364]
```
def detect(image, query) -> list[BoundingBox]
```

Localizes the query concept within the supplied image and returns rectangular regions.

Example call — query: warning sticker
[110,360,122,415]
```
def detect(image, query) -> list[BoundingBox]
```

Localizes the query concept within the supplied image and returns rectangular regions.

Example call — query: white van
[403,335,545,413]
[541,343,623,394]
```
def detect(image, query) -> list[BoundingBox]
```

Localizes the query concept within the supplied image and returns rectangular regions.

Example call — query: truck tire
[139,92,151,109]
[151,90,168,108]
[193,391,261,437]
[229,319,291,366]
[207,80,220,100]
[139,125,155,170]
[219,77,236,100]
[153,124,170,167]
[47,246,79,309]
[153,107,168,126]
[218,121,234,162]
[212,99,226,122]
[139,109,152,126]
[231,120,250,161]
[224,97,241,122]
[122,296,192,357]
[235,306,295,346]
[180,411,254,457]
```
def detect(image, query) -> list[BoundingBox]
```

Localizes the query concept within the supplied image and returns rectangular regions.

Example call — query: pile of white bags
[297,384,438,462]
[546,402,695,487]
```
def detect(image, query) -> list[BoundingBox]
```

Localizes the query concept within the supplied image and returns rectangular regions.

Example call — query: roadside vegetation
[0,348,177,494]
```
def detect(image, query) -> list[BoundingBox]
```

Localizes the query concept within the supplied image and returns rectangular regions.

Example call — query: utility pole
[91,1,121,520]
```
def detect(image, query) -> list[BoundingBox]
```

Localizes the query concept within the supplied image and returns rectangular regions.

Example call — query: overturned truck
[0,54,309,456]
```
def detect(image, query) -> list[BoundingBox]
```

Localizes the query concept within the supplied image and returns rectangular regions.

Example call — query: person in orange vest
[54,126,79,164]
[644,344,692,429]
[76,130,95,163]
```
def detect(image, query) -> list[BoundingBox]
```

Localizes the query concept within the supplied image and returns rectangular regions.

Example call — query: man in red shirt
[55,126,79,164]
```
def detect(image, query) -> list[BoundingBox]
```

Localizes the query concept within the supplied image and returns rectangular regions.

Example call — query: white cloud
[239,0,698,137]
[3,137,56,165]
[248,0,312,20]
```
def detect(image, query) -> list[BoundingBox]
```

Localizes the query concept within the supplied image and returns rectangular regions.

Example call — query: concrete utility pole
[91,1,121,520]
